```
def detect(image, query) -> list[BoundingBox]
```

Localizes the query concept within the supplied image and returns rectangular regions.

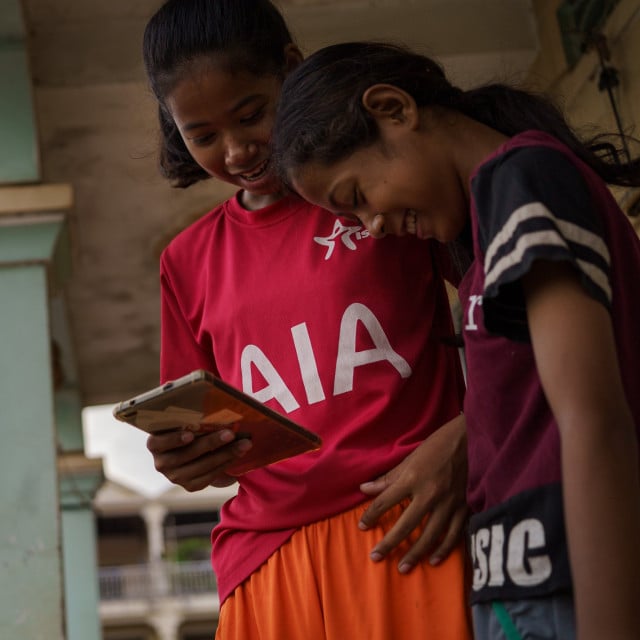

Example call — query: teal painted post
[0,220,67,639]
[0,0,40,182]
[60,500,102,640]
[57,388,104,640]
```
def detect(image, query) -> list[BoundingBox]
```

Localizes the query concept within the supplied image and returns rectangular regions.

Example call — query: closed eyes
[191,132,216,146]
[240,106,265,124]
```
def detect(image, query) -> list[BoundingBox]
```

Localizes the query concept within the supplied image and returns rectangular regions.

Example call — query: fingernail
[360,482,374,490]
[180,431,195,443]
[219,429,235,443]
[429,556,441,566]
[370,551,383,562]
[398,562,413,574]
[358,521,368,531]
[234,439,253,456]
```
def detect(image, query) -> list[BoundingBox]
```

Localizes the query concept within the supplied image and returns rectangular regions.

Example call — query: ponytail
[458,84,640,187]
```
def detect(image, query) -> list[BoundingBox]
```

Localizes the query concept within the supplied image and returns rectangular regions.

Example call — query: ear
[362,84,419,129]
[284,43,304,73]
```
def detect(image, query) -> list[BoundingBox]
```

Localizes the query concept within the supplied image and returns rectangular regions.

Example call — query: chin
[246,178,282,196]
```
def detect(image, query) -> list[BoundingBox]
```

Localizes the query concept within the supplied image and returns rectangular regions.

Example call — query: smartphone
[113,369,322,475]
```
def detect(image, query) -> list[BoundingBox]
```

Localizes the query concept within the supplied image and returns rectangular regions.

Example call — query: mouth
[405,209,417,235]
[238,159,270,182]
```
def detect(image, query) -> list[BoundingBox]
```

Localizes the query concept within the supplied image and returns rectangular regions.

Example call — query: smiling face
[289,119,470,243]
[165,57,285,210]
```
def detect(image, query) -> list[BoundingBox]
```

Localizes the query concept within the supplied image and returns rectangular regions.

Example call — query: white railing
[99,561,216,600]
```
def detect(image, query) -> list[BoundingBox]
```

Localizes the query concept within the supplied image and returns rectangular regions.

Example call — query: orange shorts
[216,500,472,640]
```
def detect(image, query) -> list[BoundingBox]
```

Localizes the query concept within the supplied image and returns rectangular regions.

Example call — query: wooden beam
[0,183,73,215]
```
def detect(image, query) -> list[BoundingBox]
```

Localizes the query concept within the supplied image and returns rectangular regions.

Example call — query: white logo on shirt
[465,294,483,331]
[314,219,370,260]
[240,303,411,412]
[471,518,552,591]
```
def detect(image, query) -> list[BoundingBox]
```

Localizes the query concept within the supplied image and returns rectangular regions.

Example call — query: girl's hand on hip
[146,428,253,490]
[359,413,468,571]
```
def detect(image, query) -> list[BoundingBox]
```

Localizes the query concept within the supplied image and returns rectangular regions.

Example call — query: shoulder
[164,200,227,251]
[471,136,602,254]
[474,137,613,326]
[160,200,227,276]
[474,139,589,207]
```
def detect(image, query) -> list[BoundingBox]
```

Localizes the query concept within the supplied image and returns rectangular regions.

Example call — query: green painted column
[58,450,104,640]
[0,218,67,638]
[1,2,103,636]
[0,0,39,182]
[61,510,101,639]
[52,288,105,640]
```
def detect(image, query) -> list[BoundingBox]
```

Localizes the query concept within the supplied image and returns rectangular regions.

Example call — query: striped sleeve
[471,145,611,340]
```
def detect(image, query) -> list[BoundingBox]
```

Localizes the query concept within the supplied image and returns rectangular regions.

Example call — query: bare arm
[359,413,468,570]
[523,260,640,639]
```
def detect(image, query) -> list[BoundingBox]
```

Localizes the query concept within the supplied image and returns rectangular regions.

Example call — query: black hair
[273,41,640,188]
[143,0,295,188]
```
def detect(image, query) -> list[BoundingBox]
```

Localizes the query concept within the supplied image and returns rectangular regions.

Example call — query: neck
[447,115,509,195]
[239,189,286,211]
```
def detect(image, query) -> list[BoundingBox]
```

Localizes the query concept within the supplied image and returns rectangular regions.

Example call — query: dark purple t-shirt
[459,130,640,603]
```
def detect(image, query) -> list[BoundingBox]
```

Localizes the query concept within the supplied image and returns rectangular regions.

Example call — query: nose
[224,135,256,168]
[361,213,387,239]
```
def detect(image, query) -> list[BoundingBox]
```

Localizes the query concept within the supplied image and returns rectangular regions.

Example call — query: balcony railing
[99,560,216,600]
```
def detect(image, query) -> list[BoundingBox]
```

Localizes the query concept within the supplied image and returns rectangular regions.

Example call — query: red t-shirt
[160,193,464,602]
